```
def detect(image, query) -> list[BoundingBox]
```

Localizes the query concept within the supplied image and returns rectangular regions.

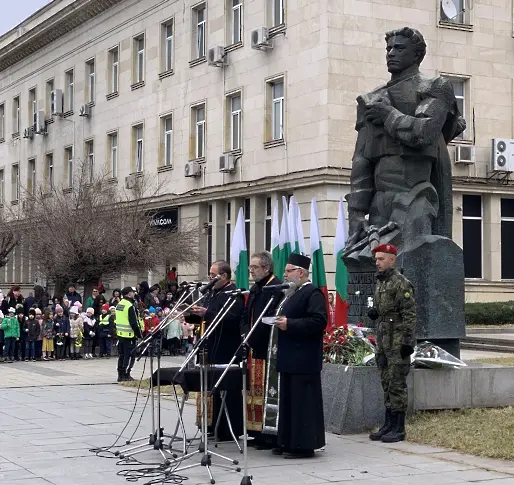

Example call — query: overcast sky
[0,0,52,36]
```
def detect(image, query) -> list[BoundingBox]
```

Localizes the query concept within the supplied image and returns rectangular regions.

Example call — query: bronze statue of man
[346,27,466,253]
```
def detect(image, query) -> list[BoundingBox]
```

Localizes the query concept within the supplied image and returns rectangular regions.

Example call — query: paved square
[0,354,513,484]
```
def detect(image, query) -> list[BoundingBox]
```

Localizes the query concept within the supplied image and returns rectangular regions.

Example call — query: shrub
[465,301,514,325]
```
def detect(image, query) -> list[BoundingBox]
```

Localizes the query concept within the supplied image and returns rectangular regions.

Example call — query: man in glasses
[272,253,327,459]
[240,251,283,450]
[191,260,245,442]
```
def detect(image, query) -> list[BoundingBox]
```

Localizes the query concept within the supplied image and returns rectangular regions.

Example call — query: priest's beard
[283,286,297,298]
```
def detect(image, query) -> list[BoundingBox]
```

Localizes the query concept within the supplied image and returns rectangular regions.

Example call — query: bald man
[368,244,416,444]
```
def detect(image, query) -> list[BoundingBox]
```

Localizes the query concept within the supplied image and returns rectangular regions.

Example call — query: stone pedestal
[344,236,466,358]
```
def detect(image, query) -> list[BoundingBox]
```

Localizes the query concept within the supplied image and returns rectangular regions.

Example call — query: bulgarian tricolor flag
[288,196,305,255]
[277,196,292,278]
[230,207,249,290]
[310,198,330,330]
[271,199,281,273]
[334,198,350,328]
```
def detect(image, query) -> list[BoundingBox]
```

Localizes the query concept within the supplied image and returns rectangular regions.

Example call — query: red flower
[368,336,376,345]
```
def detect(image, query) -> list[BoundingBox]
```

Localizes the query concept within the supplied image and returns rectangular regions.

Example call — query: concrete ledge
[322,362,514,435]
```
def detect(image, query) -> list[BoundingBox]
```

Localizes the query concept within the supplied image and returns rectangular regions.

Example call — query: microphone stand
[212,291,281,485]
[117,287,202,462]
[170,290,243,484]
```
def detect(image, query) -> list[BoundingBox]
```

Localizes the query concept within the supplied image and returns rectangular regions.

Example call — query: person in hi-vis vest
[116,287,143,382]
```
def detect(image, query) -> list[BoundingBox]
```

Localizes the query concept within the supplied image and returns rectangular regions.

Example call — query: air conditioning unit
[79,104,91,117]
[35,110,46,135]
[125,174,137,189]
[251,27,272,50]
[184,161,201,178]
[208,46,227,67]
[492,138,514,172]
[23,127,34,140]
[51,89,63,116]
[219,153,236,173]
[454,144,475,165]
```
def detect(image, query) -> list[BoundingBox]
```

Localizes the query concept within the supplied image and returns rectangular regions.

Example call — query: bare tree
[22,162,199,297]
[0,206,20,268]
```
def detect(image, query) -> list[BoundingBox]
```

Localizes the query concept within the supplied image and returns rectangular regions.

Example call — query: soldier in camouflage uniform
[367,243,416,443]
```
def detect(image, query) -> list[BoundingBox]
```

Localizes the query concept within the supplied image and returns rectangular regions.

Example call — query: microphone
[199,275,222,294]
[262,281,297,291]
[181,281,202,288]
[224,289,251,295]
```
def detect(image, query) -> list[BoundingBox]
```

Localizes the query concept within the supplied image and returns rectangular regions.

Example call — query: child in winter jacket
[23,309,41,361]
[15,307,26,361]
[82,307,96,359]
[1,308,20,362]
[54,304,71,361]
[98,303,114,357]
[69,307,83,359]
[35,308,44,360]
[41,311,55,360]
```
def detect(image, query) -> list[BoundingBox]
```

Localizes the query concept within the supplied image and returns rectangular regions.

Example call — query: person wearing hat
[368,243,416,443]
[98,303,115,358]
[1,308,20,363]
[272,253,327,459]
[116,287,143,382]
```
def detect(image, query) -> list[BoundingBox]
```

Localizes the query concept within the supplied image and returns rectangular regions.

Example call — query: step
[461,342,514,354]
[463,336,514,347]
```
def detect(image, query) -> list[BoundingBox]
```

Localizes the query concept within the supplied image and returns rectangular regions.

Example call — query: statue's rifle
[341,221,397,259]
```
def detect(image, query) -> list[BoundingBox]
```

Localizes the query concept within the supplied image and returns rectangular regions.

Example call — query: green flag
[230,207,249,289]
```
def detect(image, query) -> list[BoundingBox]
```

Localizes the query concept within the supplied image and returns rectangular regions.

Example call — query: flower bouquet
[411,341,467,369]
[323,323,376,366]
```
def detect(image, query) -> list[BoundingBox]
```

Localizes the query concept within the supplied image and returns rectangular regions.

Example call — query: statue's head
[384,27,426,74]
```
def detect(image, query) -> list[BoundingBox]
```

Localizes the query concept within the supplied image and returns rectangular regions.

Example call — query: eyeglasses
[284,267,302,273]
[248,265,264,270]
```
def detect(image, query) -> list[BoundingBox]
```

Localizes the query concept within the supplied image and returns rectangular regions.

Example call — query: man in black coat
[274,253,327,459]
[240,251,283,449]
[192,260,245,441]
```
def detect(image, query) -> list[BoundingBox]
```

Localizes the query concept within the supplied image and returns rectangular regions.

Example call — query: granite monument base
[322,362,514,435]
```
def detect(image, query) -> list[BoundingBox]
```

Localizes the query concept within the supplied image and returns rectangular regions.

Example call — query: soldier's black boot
[381,411,406,443]
[369,408,392,441]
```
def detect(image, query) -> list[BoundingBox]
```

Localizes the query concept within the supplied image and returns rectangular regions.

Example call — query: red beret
[372,243,398,256]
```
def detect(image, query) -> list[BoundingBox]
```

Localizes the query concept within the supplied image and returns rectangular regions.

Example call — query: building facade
[0,0,513,301]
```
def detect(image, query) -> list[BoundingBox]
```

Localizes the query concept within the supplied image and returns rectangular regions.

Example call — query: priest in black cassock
[273,253,327,459]
[192,260,245,442]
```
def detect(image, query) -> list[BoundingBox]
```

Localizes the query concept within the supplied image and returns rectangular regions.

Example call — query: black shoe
[124,373,135,382]
[381,411,406,443]
[369,408,392,441]
[271,447,284,456]
[283,450,315,459]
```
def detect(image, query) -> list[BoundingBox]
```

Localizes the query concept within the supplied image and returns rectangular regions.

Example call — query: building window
[13,96,20,134]
[194,5,206,59]
[192,104,206,159]
[134,35,145,84]
[86,140,94,183]
[134,124,144,172]
[501,199,514,279]
[230,0,242,44]
[65,146,73,188]
[226,201,231,260]
[86,58,95,104]
[11,164,19,202]
[271,0,284,27]
[45,79,54,117]
[244,198,250,254]
[265,197,272,251]
[0,103,4,140]
[29,88,37,126]
[440,0,467,25]
[108,46,119,94]
[162,20,174,72]
[46,154,54,192]
[162,116,173,167]
[462,194,482,279]
[0,169,4,202]
[109,133,118,178]
[207,203,213,270]
[65,69,74,112]
[28,158,36,196]
[229,94,241,151]
[267,78,284,141]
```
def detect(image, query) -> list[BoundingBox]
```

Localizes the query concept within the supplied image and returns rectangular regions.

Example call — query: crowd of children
[0,280,195,363]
